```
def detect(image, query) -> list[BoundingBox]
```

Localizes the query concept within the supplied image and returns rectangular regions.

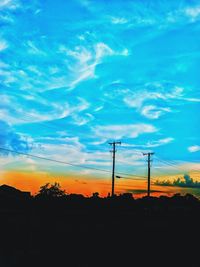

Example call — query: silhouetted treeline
[0,183,200,267]
[0,183,199,213]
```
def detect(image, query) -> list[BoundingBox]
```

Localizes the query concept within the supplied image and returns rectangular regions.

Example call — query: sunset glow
[0,0,200,197]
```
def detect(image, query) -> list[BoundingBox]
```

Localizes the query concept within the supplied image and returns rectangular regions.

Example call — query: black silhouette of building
[0,184,31,199]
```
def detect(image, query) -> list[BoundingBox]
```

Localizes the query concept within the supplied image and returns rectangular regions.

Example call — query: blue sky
[0,0,200,194]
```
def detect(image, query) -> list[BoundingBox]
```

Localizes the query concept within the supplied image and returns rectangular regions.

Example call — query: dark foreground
[0,194,200,267]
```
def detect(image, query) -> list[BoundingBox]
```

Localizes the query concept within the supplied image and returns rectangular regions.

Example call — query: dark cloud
[154,174,200,189]
[127,189,166,194]
[74,179,87,185]
[0,120,31,155]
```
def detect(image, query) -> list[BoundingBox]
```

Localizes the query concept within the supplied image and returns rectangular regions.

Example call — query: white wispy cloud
[0,13,14,23]
[35,143,87,165]
[166,5,200,24]
[48,66,60,75]
[26,41,46,56]
[123,84,200,119]
[0,39,8,51]
[89,139,107,145]
[59,42,114,88]
[116,150,145,167]
[27,65,43,76]
[141,105,171,119]
[124,94,169,119]
[71,113,93,126]
[34,9,41,15]
[95,42,114,60]
[30,138,112,170]
[94,106,104,112]
[0,61,9,69]
[0,92,90,125]
[122,137,174,149]
[0,0,20,10]
[71,97,90,113]
[37,136,85,150]
[181,97,200,102]
[59,42,128,88]
[145,137,174,148]
[120,48,129,56]
[188,145,200,153]
[30,136,146,172]
[93,123,157,139]
[185,6,200,20]
[110,16,128,24]
[124,85,184,109]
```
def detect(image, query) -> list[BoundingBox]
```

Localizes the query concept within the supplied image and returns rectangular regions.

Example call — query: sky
[0,0,200,197]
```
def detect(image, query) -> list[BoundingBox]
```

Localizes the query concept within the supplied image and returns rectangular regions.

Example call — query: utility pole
[143,152,154,197]
[109,141,121,197]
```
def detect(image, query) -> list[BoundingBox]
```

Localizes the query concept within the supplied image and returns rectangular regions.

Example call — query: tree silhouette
[36,182,66,198]
[92,192,99,198]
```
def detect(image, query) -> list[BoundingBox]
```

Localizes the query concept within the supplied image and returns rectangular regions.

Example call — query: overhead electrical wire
[0,147,146,179]
[154,156,200,173]
[2,94,199,179]
[154,156,184,171]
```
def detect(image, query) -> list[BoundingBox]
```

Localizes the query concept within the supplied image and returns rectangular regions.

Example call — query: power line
[154,157,200,174]
[155,156,182,169]
[9,111,88,140]
[153,167,176,176]
[0,91,90,140]
[0,146,145,179]
[154,156,183,171]
[165,159,200,172]
[7,107,143,157]
[0,147,113,174]
[119,146,147,155]
[4,108,131,158]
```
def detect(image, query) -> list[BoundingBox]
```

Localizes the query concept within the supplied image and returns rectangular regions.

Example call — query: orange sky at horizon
[1,169,197,198]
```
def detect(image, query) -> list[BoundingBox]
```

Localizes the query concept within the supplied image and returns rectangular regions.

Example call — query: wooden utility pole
[143,152,154,197]
[109,141,121,197]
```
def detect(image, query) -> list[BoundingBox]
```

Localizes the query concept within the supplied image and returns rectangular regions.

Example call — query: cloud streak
[0,121,32,155]
[0,39,8,51]
[123,84,193,119]
[122,138,174,149]
[0,0,20,10]
[188,146,200,153]
[93,123,157,140]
